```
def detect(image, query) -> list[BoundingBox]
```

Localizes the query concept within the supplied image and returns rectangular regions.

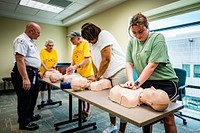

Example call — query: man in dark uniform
[11,22,41,130]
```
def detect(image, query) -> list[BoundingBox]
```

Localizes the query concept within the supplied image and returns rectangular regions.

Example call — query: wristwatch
[134,80,140,88]
[77,64,81,68]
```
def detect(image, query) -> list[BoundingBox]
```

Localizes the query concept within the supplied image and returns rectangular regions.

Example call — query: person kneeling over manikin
[109,85,170,111]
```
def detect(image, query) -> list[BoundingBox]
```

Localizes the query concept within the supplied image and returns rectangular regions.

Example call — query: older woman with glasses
[125,12,178,133]
[81,23,128,133]
[39,39,58,105]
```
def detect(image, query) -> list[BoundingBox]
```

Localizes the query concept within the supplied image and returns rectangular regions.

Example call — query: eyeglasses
[47,45,54,47]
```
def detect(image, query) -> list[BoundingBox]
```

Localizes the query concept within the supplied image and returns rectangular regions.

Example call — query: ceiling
[0,0,126,26]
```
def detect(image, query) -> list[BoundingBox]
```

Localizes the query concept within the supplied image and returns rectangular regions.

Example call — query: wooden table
[42,78,184,133]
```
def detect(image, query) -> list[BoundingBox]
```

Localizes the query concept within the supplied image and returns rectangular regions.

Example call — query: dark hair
[81,23,101,41]
[128,13,149,36]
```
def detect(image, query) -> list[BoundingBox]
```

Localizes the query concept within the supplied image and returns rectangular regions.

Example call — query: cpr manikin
[49,72,63,83]
[44,69,61,78]
[109,85,170,111]
[139,87,170,111]
[71,77,112,91]
[109,85,143,108]
[63,73,82,82]
[48,72,81,83]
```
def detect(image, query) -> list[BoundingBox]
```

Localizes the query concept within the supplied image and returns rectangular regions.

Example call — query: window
[148,9,200,87]
[182,64,190,77]
[194,65,200,78]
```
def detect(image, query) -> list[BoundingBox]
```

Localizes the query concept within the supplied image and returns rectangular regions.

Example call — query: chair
[174,68,187,125]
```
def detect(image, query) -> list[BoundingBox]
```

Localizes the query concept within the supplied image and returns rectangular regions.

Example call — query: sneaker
[73,111,85,118]
[103,124,117,133]
[19,123,39,130]
[85,112,92,122]
[31,114,41,121]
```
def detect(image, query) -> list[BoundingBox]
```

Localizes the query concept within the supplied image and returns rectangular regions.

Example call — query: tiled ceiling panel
[68,3,86,11]
[0,0,127,26]
[76,0,96,5]
[48,0,72,8]
[54,9,76,20]
[16,5,39,15]
[0,1,17,12]
[36,10,57,18]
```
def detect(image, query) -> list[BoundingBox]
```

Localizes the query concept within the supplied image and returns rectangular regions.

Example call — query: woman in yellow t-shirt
[39,39,58,105]
[66,31,93,121]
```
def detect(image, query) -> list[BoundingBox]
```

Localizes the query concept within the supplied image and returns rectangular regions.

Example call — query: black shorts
[141,80,178,101]
[40,81,48,91]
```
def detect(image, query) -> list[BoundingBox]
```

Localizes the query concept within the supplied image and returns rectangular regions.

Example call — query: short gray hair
[45,39,54,46]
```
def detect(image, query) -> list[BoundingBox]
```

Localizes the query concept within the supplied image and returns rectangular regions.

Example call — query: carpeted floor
[0,89,200,133]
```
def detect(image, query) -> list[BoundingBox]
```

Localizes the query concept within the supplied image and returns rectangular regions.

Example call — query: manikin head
[71,77,91,91]
[139,87,170,111]
[49,72,63,83]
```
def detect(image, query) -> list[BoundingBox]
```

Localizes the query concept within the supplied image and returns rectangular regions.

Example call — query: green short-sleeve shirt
[126,32,178,82]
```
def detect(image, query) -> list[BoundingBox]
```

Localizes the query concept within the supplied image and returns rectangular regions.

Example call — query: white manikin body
[63,73,82,82]
[88,79,112,91]
[109,86,170,111]
[109,85,143,108]
[71,78,112,91]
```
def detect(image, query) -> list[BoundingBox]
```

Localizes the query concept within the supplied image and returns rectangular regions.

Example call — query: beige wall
[0,17,68,85]
[67,0,178,52]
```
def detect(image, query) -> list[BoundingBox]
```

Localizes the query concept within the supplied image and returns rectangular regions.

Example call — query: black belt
[26,66,38,71]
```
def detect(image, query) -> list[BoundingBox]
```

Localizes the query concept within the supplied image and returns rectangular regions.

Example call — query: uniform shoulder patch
[17,38,25,44]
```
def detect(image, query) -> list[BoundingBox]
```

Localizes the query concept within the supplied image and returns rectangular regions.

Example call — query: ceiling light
[19,0,64,13]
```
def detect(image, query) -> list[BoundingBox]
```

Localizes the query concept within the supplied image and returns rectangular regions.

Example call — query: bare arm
[137,62,158,85]
[41,62,48,71]
[126,62,134,82]
[96,45,111,80]
[77,57,90,68]
[15,53,31,90]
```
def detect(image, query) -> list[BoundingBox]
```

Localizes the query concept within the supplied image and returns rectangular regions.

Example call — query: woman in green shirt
[125,13,178,133]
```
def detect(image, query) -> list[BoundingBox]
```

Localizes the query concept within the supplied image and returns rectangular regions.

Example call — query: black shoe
[41,101,45,105]
[47,99,53,103]
[31,114,41,121]
[19,123,39,130]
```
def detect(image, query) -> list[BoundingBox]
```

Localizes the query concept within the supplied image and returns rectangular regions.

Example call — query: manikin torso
[109,85,170,111]
[63,73,82,82]
[71,77,112,91]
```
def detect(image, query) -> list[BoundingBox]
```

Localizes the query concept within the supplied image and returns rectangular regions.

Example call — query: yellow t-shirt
[72,41,93,77]
[40,48,58,74]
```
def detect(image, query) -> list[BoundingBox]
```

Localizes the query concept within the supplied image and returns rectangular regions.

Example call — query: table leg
[37,85,62,109]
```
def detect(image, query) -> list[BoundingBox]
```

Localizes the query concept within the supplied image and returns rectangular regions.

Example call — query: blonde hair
[45,39,55,47]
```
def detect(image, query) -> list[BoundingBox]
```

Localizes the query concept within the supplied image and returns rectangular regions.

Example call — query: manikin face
[49,73,62,83]
[140,87,170,111]
[131,24,148,42]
